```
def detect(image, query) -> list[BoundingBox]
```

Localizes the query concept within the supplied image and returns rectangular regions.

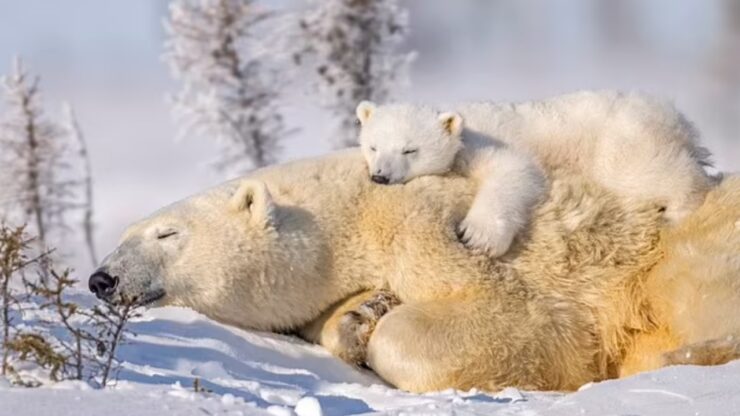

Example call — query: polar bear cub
[357,92,714,253]
[356,101,547,257]
[452,91,714,223]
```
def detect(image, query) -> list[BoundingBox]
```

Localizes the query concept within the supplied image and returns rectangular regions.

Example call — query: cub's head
[356,101,464,185]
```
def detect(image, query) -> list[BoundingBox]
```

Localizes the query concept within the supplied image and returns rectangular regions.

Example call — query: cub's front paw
[336,290,401,366]
[457,214,515,258]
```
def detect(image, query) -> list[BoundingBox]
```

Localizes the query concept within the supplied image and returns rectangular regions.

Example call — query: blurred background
[0,0,738,274]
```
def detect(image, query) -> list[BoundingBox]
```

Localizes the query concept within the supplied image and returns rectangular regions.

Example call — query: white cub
[453,91,713,223]
[356,101,547,257]
[356,91,714,255]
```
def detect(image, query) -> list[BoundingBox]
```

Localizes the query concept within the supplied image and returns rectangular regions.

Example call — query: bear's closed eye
[157,231,178,240]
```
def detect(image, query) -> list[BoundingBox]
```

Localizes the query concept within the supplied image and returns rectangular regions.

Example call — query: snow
[2,304,739,416]
[0,2,738,414]
[294,396,323,416]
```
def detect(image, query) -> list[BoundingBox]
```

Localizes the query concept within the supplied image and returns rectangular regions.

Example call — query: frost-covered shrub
[164,0,288,174]
[0,224,137,388]
[0,59,97,271]
[294,0,414,148]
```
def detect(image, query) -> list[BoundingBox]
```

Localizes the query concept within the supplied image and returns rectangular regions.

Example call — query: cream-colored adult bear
[89,150,740,393]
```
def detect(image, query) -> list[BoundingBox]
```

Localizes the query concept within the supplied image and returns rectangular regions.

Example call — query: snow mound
[1,305,739,416]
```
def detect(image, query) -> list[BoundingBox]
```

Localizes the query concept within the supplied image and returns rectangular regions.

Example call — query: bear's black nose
[371,175,390,185]
[88,271,119,299]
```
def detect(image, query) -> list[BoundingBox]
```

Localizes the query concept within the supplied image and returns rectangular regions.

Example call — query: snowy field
[2,304,739,416]
[1,2,739,415]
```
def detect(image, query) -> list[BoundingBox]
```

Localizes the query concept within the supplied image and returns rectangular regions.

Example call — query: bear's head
[356,101,464,185]
[88,180,323,330]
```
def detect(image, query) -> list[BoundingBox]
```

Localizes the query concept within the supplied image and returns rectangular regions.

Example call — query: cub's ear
[230,180,275,228]
[356,101,377,125]
[438,112,464,136]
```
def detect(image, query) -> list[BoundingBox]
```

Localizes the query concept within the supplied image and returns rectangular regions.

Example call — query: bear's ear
[356,101,376,125]
[230,180,275,228]
[438,112,464,137]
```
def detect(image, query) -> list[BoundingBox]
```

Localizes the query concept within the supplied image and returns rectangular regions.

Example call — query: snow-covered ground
[0,2,738,415]
[2,304,739,416]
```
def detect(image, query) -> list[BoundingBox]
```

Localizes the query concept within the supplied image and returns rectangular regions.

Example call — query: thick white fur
[358,91,712,250]
[457,145,547,256]
[356,103,464,182]
[100,150,740,392]
[457,90,713,222]
[356,102,547,256]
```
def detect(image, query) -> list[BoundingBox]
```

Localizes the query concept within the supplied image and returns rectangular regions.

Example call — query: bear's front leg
[335,290,401,366]
[661,335,740,367]
[456,148,546,257]
[457,210,517,258]
[298,290,401,366]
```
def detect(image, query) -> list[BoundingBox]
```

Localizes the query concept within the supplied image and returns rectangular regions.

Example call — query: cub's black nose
[88,271,118,299]
[371,175,390,185]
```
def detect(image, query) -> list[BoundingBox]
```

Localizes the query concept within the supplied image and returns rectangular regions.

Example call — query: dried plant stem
[63,104,98,267]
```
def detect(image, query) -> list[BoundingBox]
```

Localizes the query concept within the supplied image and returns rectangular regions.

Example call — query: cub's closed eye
[370,146,377,152]
[402,149,418,155]
[157,231,178,240]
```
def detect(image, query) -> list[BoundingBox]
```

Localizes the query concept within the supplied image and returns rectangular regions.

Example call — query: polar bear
[358,91,712,234]
[89,150,740,393]
[461,91,714,223]
[356,101,547,256]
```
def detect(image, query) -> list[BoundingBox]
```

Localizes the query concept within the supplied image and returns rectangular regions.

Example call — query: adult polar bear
[89,88,740,392]
[89,148,740,392]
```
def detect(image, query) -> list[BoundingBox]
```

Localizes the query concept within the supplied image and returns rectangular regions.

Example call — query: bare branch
[62,103,98,267]
[1,58,97,277]
[0,223,28,376]
[91,295,140,387]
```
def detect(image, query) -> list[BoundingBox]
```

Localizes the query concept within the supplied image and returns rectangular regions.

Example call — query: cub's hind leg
[592,95,712,223]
